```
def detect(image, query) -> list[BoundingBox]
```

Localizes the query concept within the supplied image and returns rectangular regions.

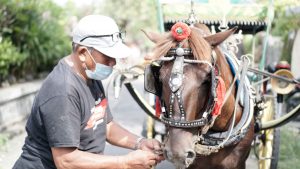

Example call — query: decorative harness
[144,22,254,155]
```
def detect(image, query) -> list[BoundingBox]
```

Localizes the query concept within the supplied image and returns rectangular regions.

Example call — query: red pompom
[171,22,191,41]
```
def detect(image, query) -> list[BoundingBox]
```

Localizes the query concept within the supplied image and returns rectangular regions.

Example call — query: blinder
[144,61,162,96]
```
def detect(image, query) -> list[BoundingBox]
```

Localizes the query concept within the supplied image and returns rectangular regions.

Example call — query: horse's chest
[187,147,248,169]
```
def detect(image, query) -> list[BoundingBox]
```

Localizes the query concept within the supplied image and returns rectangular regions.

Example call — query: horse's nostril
[186,150,196,159]
[185,150,196,168]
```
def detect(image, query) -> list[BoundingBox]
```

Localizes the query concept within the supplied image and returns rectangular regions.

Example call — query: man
[13,15,164,169]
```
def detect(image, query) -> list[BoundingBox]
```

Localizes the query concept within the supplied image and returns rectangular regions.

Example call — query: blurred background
[0,0,300,169]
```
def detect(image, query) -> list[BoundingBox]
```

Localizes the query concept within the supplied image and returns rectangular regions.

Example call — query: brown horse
[143,23,254,169]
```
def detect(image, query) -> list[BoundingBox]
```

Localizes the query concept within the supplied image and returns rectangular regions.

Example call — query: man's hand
[120,150,161,169]
[138,138,165,164]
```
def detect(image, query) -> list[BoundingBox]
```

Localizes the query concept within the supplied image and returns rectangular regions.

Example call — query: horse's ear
[204,26,238,46]
[141,29,162,43]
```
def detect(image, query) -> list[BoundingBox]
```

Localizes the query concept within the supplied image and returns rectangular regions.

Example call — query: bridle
[146,47,221,129]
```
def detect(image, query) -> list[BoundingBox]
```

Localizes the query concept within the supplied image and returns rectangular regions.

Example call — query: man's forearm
[106,120,141,150]
[52,147,125,169]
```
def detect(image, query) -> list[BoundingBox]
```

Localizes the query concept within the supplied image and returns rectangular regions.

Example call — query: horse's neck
[211,48,242,131]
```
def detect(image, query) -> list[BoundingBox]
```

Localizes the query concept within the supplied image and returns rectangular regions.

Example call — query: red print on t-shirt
[85,98,107,130]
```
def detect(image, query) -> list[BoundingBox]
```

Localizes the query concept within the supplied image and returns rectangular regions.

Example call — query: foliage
[242,35,255,56]
[0,39,27,81]
[0,133,8,151]
[271,2,300,36]
[272,6,300,63]
[259,0,300,63]
[95,0,159,50]
[278,126,300,169]
[0,0,71,84]
[272,8,300,37]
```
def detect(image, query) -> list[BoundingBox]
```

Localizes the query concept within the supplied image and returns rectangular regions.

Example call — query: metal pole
[259,0,274,71]
[155,0,165,33]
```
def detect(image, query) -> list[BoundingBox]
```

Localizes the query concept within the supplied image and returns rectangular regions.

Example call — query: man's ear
[77,46,88,62]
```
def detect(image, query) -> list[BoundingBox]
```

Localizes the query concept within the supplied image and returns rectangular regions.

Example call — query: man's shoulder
[37,60,84,103]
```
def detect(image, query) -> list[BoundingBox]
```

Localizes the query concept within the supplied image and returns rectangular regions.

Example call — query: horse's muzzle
[164,148,196,169]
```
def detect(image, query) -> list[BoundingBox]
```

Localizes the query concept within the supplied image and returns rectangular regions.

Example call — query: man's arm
[52,147,123,169]
[106,120,165,162]
[106,120,140,149]
[51,147,158,169]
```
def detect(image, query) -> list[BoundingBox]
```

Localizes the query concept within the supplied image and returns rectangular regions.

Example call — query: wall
[0,80,42,132]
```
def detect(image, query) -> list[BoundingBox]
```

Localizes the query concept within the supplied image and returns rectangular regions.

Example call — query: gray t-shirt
[13,59,113,169]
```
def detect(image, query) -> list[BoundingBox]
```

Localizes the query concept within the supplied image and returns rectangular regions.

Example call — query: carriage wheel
[257,99,280,169]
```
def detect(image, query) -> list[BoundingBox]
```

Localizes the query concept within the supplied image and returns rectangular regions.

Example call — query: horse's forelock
[189,27,212,62]
[151,33,176,60]
[151,25,212,62]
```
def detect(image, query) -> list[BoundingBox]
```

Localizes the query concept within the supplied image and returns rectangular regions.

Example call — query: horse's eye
[202,79,210,85]
[202,73,212,85]
[198,79,210,90]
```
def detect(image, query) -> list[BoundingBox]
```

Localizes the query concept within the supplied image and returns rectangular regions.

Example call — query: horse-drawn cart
[111,1,300,168]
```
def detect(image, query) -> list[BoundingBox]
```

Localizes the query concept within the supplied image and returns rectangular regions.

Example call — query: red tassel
[155,96,161,117]
[212,77,226,116]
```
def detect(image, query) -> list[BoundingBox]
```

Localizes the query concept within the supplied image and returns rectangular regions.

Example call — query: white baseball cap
[72,15,131,59]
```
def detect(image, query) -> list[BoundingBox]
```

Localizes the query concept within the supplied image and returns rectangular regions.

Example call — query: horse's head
[144,23,236,168]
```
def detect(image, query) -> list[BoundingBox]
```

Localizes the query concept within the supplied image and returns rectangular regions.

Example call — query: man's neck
[65,54,88,82]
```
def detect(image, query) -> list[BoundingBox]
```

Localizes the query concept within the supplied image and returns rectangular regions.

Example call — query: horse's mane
[151,24,212,62]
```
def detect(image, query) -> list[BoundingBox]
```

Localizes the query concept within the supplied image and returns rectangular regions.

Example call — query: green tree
[272,4,300,63]
[258,0,300,62]
[0,0,71,83]
[0,39,27,82]
[98,0,159,50]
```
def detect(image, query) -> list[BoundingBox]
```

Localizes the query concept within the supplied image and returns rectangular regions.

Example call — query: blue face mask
[85,51,113,80]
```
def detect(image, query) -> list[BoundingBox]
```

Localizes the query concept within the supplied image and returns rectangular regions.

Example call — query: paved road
[0,78,174,169]
[0,77,262,169]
